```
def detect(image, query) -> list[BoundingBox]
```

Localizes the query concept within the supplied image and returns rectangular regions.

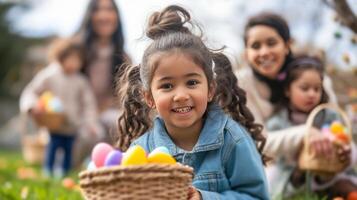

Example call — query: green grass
[0,150,330,200]
[0,150,83,200]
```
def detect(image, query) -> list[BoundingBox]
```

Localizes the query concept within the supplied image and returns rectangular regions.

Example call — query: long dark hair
[115,5,267,164]
[76,0,127,83]
[244,12,294,103]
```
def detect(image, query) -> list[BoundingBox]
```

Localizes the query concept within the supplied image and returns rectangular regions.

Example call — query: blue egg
[104,150,123,166]
[50,97,63,112]
[151,146,170,155]
[87,161,97,171]
[322,123,330,129]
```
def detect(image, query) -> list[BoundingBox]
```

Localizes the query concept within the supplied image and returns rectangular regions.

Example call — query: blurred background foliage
[0,2,46,98]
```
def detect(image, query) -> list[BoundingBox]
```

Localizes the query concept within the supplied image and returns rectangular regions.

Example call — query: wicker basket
[34,113,65,131]
[79,164,193,200]
[298,103,352,175]
[22,134,47,164]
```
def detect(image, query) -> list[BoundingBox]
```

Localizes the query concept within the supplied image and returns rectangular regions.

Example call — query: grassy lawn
[0,150,83,200]
[0,149,329,200]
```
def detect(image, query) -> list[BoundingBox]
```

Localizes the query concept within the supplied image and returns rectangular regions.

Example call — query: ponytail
[115,64,152,151]
[212,52,268,164]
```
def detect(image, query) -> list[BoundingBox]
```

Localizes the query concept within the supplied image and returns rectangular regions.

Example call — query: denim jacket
[132,104,269,200]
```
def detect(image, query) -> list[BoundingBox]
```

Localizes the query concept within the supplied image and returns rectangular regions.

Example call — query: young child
[266,56,357,199]
[20,38,100,177]
[115,5,269,200]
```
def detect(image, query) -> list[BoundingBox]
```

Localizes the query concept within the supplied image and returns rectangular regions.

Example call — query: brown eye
[160,83,173,90]
[267,38,277,47]
[251,42,261,50]
[187,80,198,86]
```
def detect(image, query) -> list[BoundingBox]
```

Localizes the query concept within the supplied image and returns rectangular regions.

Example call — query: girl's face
[62,52,82,74]
[91,0,118,39]
[287,69,322,113]
[245,25,290,79]
[145,53,215,136]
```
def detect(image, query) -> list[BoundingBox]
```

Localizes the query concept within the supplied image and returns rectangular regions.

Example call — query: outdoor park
[0,0,356,199]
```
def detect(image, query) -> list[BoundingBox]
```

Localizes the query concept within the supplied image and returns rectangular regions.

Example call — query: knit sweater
[20,63,98,134]
[235,66,337,159]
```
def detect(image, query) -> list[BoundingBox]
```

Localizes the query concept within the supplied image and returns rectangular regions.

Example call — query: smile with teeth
[172,106,192,113]
[259,60,275,68]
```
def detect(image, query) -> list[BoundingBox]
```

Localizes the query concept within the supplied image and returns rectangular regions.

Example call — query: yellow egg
[330,121,344,134]
[40,91,53,102]
[121,145,147,166]
[148,152,176,164]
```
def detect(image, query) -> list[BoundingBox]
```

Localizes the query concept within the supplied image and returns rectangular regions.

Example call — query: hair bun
[146,5,191,40]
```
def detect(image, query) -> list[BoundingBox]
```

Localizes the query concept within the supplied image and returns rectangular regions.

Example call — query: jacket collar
[148,104,228,156]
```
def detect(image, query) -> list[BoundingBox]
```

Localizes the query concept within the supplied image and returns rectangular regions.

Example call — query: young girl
[266,56,357,199]
[20,38,101,177]
[115,5,269,200]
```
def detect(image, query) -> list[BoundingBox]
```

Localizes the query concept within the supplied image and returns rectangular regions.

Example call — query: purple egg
[104,150,123,166]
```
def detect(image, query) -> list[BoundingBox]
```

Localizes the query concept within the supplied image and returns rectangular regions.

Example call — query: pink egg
[91,143,113,167]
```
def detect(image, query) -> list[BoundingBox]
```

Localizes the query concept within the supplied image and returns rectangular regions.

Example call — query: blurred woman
[237,12,338,160]
[75,0,130,136]
[72,0,130,166]
[236,12,355,198]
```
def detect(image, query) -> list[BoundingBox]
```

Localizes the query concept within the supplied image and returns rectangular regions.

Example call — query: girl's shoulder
[130,132,151,152]
[224,116,256,144]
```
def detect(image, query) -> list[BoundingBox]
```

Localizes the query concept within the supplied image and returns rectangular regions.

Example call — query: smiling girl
[115,5,269,200]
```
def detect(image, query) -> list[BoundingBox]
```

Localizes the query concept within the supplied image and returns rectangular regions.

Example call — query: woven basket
[22,134,47,164]
[79,164,193,200]
[298,103,352,175]
[35,113,65,131]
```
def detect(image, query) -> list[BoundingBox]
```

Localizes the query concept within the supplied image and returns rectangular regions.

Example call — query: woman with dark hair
[74,0,130,135]
[237,12,338,158]
[237,12,354,198]
[71,0,130,166]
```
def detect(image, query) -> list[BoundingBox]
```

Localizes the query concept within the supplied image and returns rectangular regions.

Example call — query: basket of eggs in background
[79,143,194,200]
[34,91,65,131]
[22,91,65,164]
[299,103,352,176]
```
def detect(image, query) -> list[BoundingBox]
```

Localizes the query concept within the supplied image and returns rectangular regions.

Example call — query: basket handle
[304,103,352,144]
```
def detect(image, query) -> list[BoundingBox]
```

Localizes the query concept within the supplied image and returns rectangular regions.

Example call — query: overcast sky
[5,0,357,68]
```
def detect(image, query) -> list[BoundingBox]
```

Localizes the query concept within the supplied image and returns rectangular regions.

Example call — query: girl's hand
[188,186,201,200]
[307,127,333,158]
[336,144,351,164]
[308,128,351,166]
[29,107,44,119]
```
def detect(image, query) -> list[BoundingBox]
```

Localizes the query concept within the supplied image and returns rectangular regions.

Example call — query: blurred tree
[0,2,30,97]
[323,0,357,33]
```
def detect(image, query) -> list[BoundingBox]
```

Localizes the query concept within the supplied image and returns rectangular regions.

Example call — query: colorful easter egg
[40,91,53,102]
[321,127,330,134]
[121,145,147,166]
[87,161,96,171]
[148,151,176,164]
[36,99,46,112]
[334,132,350,144]
[151,146,170,155]
[91,143,114,167]
[348,191,357,200]
[104,150,123,166]
[50,97,63,112]
[62,177,76,189]
[330,121,344,134]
